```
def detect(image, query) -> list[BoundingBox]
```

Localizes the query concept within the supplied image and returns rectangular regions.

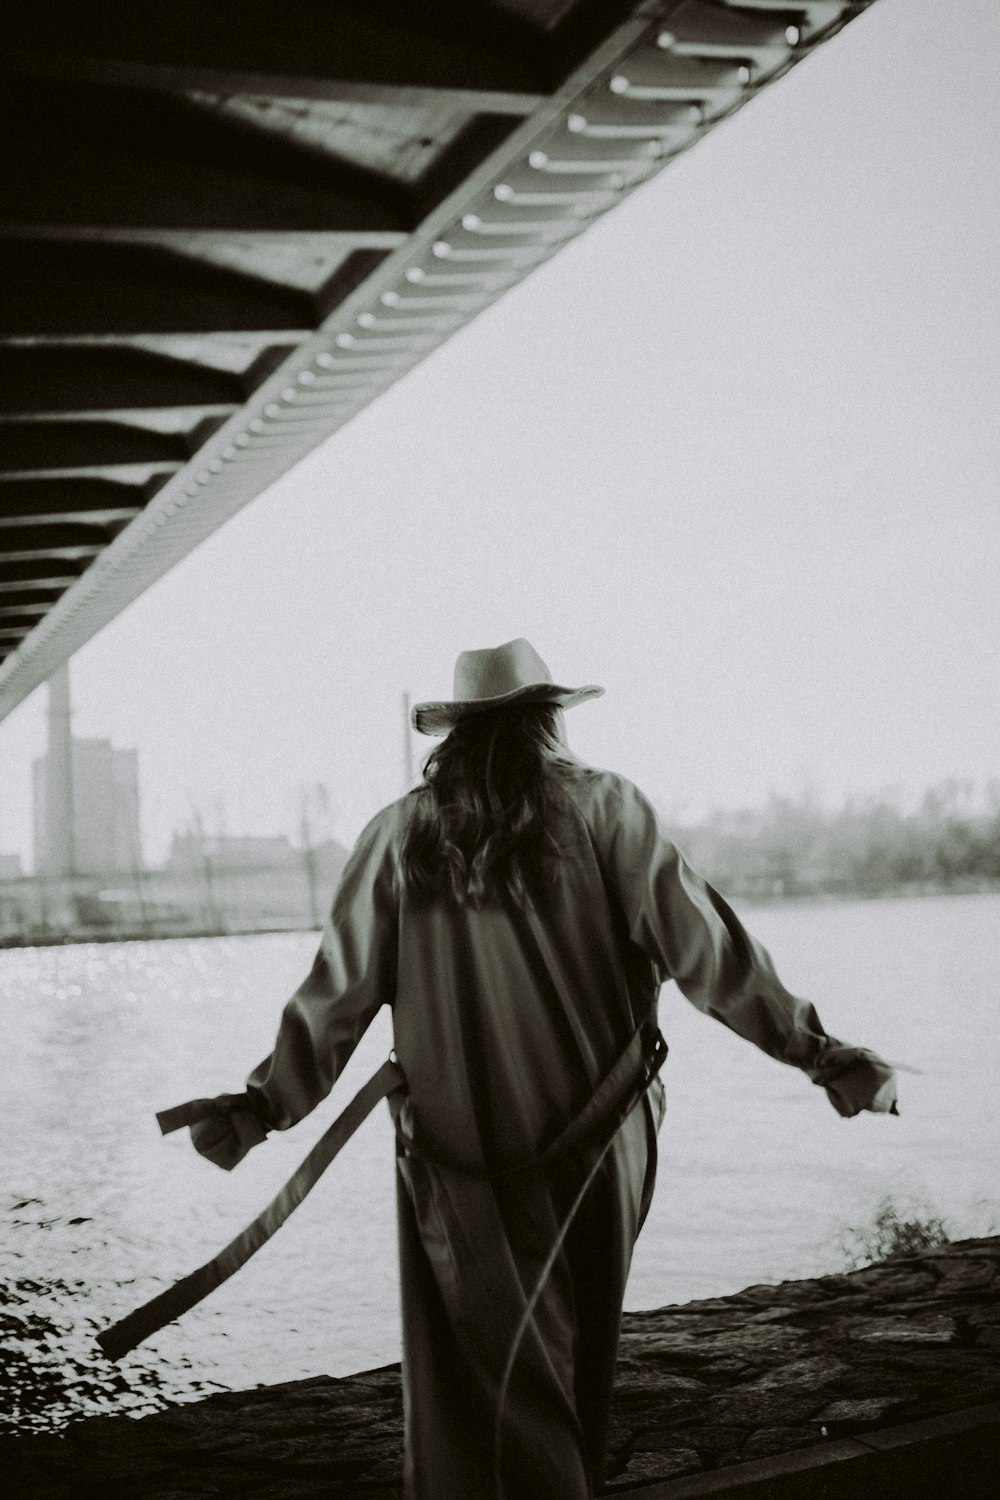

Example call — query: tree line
[666,779,1000,900]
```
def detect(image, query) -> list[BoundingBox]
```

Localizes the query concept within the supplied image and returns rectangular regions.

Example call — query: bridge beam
[3,0,567,97]
[0,413,233,470]
[0,81,416,235]
[0,339,301,414]
[0,240,377,337]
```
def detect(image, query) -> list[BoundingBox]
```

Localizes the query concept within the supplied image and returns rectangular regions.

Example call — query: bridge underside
[0,1,874,721]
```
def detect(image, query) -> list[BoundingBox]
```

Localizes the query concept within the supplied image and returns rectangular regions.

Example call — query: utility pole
[189,803,223,934]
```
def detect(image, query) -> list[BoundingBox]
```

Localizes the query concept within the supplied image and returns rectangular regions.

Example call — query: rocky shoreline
[4,1236,999,1497]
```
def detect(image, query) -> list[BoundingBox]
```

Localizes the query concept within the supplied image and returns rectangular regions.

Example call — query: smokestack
[47,660,75,875]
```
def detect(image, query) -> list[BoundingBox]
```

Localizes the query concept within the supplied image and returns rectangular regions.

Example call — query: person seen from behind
[187,638,898,1499]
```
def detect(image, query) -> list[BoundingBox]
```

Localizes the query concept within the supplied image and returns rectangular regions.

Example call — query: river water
[3,893,998,1432]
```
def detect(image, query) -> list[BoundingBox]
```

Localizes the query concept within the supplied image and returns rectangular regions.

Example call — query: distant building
[32,662,143,876]
[34,740,142,875]
[166,833,299,872]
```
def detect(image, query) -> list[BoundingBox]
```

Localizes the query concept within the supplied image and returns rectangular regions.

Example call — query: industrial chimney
[46,660,76,876]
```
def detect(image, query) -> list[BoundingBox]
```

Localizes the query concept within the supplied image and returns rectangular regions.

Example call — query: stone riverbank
[4,1236,999,1497]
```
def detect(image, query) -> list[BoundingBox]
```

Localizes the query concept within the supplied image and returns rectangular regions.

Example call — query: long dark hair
[400,702,583,906]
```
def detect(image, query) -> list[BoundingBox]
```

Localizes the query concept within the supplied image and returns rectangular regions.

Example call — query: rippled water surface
[3,894,999,1432]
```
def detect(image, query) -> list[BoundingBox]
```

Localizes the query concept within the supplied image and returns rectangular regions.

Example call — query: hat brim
[411,683,603,737]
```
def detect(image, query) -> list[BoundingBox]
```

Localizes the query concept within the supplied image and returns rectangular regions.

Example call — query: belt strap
[397,1022,667,1180]
[155,1096,243,1133]
[96,1058,405,1362]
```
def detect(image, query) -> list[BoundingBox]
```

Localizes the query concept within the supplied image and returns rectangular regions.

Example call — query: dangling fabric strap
[96,1058,405,1361]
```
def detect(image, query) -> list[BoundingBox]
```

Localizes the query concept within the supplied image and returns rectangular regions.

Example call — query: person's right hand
[189,1095,268,1171]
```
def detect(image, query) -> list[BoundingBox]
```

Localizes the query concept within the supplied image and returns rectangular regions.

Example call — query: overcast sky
[1,0,997,867]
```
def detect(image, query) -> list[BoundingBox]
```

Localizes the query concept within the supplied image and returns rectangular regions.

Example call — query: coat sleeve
[596,777,898,1118]
[244,808,400,1131]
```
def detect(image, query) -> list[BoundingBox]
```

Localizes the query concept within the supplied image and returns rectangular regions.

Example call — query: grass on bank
[839,1195,952,1270]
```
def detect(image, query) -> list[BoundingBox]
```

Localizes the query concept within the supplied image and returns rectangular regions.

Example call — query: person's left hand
[869,1074,900,1116]
[816,1046,899,1118]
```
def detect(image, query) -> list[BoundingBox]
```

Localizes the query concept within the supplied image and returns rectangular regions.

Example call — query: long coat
[243,768,895,1499]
